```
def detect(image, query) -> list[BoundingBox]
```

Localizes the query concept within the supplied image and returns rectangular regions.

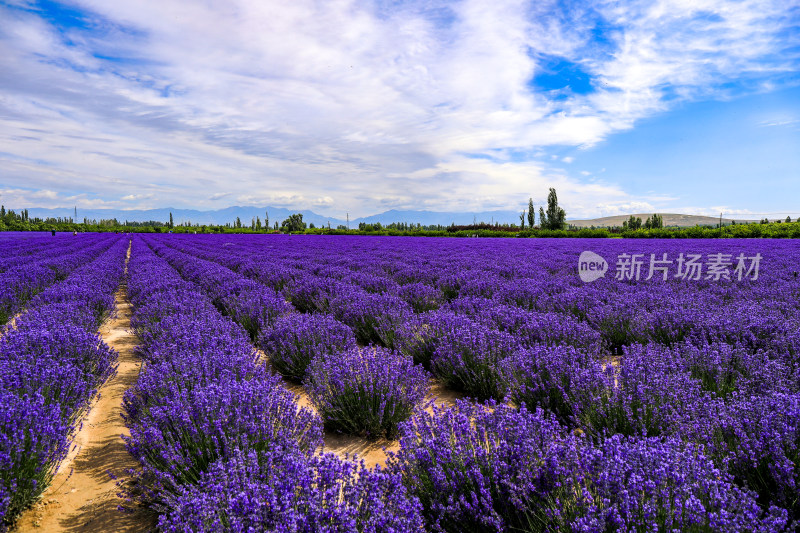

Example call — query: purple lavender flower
[305,346,429,439]
[158,447,424,532]
[387,400,576,532]
[329,290,412,348]
[398,282,444,312]
[393,310,472,369]
[500,345,606,426]
[430,320,520,401]
[706,392,800,520]
[568,435,789,532]
[577,343,711,439]
[124,375,323,505]
[257,313,356,382]
[0,391,70,529]
[282,276,340,313]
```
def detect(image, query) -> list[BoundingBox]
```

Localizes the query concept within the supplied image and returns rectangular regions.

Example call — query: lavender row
[0,234,120,325]
[0,232,102,272]
[387,400,790,531]
[142,235,800,363]
[124,238,423,530]
[157,235,800,387]
[140,235,800,527]
[144,237,431,439]
[0,236,127,530]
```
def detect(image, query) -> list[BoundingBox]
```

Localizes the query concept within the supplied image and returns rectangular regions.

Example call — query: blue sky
[0,0,798,218]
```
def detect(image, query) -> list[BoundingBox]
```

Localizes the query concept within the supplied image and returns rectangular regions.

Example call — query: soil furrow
[15,245,153,532]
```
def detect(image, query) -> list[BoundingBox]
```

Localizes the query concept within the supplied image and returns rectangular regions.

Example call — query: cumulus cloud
[0,0,797,216]
[121,193,155,201]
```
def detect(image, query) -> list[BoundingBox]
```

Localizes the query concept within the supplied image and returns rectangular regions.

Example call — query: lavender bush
[218,279,293,339]
[393,311,471,369]
[387,401,577,532]
[398,282,444,312]
[0,391,70,530]
[430,321,519,401]
[575,343,716,439]
[500,345,607,426]
[329,290,413,348]
[305,346,429,439]
[158,447,424,532]
[124,374,323,505]
[567,435,789,532]
[707,392,800,520]
[257,313,356,382]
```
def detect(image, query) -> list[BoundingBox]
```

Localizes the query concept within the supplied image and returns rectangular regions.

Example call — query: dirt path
[15,245,154,532]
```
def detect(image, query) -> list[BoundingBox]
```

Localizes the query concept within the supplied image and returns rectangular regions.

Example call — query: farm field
[2,233,799,532]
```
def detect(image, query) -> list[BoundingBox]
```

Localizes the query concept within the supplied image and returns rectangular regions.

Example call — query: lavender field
[2,233,800,532]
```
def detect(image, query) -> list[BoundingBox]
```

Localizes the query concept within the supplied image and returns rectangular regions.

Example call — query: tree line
[3,200,799,238]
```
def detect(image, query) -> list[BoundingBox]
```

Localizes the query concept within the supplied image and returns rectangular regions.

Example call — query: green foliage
[358,221,383,231]
[280,213,307,233]
[1,201,799,239]
[644,214,663,229]
[527,198,535,227]
[624,215,643,230]
[539,188,566,230]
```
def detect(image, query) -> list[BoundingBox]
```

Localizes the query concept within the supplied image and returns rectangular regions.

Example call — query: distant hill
[353,209,521,226]
[26,206,348,228]
[568,213,759,228]
[25,206,523,227]
[22,206,763,229]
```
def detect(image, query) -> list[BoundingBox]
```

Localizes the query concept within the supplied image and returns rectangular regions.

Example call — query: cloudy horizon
[1,0,799,219]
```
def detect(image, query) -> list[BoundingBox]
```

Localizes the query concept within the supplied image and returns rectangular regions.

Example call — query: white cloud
[0,0,796,216]
[593,201,657,217]
[122,193,155,201]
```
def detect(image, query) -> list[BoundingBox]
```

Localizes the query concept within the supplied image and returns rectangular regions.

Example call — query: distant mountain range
[24,206,760,228]
[25,206,525,227]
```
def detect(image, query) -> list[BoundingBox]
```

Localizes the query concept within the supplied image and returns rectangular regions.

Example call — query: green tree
[519,210,526,229]
[651,214,663,229]
[236,216,242,228]
[626,215,643,230]
[644,214,663,229]
[527,198,535,227]
[787,216,792,223]
[265,210,269,228]
[169,212,174,228]
[280,213,306,232]
[539,188,566,230]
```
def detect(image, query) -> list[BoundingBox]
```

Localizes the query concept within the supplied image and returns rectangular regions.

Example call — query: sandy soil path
[15,245,154,532]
